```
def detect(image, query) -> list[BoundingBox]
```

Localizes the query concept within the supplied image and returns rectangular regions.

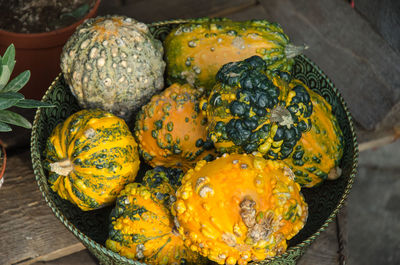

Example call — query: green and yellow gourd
[106,183,206,265]
[44,109,140,211]
[204,56,313,160]
[173,153,308,265]
[143,166,184,190]
[164,18,305,94]
[60,15,165,121]
[135,83,216,171]
[284,79,344,187]
[142,166,185,206]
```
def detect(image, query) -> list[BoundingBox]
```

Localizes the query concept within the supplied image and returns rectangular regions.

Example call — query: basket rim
[30,18,359,264]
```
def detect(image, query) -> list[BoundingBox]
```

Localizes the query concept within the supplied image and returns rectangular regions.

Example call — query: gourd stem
[270,105,294,128]
[285,43,309,59]
[50,158,74,176]
[328,166,342,180]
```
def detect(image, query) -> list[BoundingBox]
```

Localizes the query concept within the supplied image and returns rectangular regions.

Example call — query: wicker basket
[31,20,358,265]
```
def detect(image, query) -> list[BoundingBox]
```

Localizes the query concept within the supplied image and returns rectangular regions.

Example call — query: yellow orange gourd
[134,83,216,171]
[106,183,206,265]
[173,153,308,265]
[283,79,344,187]
[164,18,305,95]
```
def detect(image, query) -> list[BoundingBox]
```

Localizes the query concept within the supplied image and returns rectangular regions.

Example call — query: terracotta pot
[0,0,101,100]
[0,139,7,188]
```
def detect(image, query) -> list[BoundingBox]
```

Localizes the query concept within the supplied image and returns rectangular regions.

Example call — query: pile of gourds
[44,16,343,265]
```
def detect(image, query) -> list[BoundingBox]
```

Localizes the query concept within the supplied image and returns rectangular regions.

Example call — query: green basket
[30,20,358,265]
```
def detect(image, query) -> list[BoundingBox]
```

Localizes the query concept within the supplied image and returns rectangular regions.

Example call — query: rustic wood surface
[2,0,400,264]
[0,151,82,265]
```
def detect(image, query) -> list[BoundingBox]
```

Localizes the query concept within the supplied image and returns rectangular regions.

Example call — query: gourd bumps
[205,56,313,160]
[60,15,165,121]
[106,183,206,265]
[283,80,344,187]
[173,153,308,265]
[135,83,216,171]
[164,18,305,94]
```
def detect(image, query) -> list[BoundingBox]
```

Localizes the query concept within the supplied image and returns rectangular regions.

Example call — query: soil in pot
[0,0,97,33]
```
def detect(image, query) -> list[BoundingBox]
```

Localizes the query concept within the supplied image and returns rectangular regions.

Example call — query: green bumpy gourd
[283,80,344,187]
[164,17,305,94]
[142,166,184,190]
[142,166,184,207]
[204,56,313,160]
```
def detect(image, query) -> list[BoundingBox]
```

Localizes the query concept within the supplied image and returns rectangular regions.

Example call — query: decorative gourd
[283,80,344,187]
[106,183,206,265]
[142,166,185,206]
[143,166,184,190]
[60,15,166,121]
[173,153,308,265]
[164,18,305,94]
[43,109,140,211]
[205,56,313,160]
[135,83,216,171]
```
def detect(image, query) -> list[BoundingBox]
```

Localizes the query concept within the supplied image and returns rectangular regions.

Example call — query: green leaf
[3,70,30,92]
[15,99,55,108]
[0,121,12,132]
[0,65,11,90]
[2,44,16,75]
[0,92,25,110]
[0,109,32,129]
[60,4,89,20]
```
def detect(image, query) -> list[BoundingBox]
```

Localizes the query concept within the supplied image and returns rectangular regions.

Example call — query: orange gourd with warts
[173,153,308,265]
[134,83,216,171]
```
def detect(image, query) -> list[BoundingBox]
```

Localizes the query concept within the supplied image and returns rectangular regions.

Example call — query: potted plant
[0,0,101,100]
[0,44,54,188]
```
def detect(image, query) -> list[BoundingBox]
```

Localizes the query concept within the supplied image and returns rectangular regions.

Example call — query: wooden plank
[31,249,97,265]
[20,244,86,265]
[354,0,400,54]
[259,0,400,131]
[297,221,339,265]
[0,151,81,265]
[97,0,257,23]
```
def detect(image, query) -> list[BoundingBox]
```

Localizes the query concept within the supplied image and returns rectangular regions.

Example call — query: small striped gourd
[134,83,216,171]
[44,109,140,211]
[106,183,206,265]
[164,18,305,94]
[173,153,308,265]
[283,80,344,187]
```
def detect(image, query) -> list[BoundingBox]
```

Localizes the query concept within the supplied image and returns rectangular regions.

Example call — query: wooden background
[1,0,399,264]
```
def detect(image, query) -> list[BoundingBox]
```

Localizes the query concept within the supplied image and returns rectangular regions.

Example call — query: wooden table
[1,1,399,264]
